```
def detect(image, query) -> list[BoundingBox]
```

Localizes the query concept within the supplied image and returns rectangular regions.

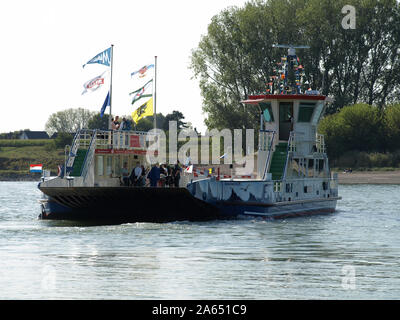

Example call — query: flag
[131,64,154,79]
[129,79,153,105]
[30,164,43,173]
[100,91,110,118]
[132,97,153,124]
[82,71,109,95]
[83,47,111,68]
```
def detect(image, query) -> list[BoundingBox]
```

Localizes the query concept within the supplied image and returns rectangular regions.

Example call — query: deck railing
[316,133,326,154]
[260,130,276,180]
[80,130,97,179]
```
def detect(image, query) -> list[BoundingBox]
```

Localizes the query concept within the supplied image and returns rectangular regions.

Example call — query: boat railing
[66,131,81,169]
[316,133,326,154]
[289,131,297,153]
[273,181,283,192]
[282,131,295,181]
[92,129,150,150]
[260,130,276,180]
[80,129,98,179]
[64,129,94,175]
[259,129,275,152]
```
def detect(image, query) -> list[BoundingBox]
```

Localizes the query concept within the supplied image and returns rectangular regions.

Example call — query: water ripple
[0,182,399,299]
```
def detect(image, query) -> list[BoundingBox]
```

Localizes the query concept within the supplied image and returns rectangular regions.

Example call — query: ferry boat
[38,46,340,221]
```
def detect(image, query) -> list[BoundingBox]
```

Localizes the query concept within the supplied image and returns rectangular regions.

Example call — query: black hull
[39,186,222,222]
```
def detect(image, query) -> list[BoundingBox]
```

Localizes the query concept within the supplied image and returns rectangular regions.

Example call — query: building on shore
[19,131,49,140]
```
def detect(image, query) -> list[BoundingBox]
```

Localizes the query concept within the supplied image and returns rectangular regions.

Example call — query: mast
[153,55,157,130]
[109,44,114,130]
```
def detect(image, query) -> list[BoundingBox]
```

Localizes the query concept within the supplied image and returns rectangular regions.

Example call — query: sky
[0,0,249,135]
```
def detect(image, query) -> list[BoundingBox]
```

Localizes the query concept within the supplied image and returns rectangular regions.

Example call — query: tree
[135,117,154,132]
[88,113,110,130]
[45,108,94,135]
[53,132,74,149]
[134,113,166,131]
[163,111,188,131]
[134,111,188,132]
[191,0,400,129]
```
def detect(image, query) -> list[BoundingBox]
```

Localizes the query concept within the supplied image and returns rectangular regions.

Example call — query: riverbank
[0,172,42,181]
[336,170,400,184]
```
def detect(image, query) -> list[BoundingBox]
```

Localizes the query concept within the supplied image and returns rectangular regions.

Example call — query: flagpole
[109,44,114,130]
[153,55,157,130]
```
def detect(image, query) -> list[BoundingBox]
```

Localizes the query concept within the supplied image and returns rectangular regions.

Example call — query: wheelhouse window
[260,102,274,122]
[311,101,324,125]
[298,102,315,122]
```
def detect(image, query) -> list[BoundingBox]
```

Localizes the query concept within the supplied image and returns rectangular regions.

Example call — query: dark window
[319,159,324,172]
[298,103,315,122]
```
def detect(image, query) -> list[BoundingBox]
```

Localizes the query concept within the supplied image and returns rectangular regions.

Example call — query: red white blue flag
[30,164,43,173]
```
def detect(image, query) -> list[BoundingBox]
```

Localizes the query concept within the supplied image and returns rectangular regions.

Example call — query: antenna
[272,44,310,56]
[269,44,310,94]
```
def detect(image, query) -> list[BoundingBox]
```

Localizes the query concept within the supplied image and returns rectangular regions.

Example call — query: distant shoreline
[2,170,400,184]
[0,173,41,182]
[336,170,400,184]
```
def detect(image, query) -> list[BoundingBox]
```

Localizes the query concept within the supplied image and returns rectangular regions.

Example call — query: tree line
[190,0,400,130]
[43,108,189,136]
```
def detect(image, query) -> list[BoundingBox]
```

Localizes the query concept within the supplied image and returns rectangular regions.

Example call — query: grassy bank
[0,140,65,180]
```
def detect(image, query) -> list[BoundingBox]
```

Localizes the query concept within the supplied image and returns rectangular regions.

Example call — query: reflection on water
[0,182,399,299]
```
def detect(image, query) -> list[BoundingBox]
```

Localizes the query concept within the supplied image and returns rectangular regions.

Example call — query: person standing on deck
[130,162,142,186]
[147,163,161,187]
[119,117,126,131]
[173,160,182,188]
[121,162,130,186]
[112,116,120,130]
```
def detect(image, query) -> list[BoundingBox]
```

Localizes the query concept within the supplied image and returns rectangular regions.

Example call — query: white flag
[82,71,109,95]
[131,64,154,79]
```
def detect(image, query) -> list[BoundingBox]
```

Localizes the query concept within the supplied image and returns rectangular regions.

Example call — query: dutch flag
[30,164,43,173]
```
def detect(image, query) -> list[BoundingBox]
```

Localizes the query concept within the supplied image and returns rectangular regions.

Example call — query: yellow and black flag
[132,97,154,124]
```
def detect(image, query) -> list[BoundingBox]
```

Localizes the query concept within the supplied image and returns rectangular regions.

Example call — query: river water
[0,181,399,299]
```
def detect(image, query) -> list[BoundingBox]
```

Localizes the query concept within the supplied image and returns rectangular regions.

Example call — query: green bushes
[0,139,51,147]
[318,103,400,169]
[383,104,400,150]
[319,104,383,157]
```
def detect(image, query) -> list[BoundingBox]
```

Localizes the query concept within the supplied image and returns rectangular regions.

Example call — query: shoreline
[2,170,400,184]
[336,170,400,184]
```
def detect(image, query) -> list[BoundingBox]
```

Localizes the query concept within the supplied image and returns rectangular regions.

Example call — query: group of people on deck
[121,161,182,188]
[111,115,132,131]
